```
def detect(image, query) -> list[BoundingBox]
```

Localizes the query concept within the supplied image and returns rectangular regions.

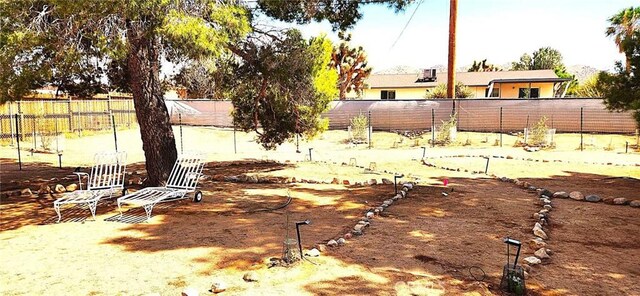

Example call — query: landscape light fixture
[295,220,311,259]
[308,148,313,162]
[58,151,63,169]
[484,157,490,174]
[500,237,526,294]
[394,174,404,195]
[421,146,426,159]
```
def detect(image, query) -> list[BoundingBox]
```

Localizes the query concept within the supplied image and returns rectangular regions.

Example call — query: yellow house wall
[357,82,556,100]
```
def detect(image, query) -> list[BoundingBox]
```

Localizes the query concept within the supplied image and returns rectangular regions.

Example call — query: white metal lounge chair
[53,151,127,222]
[117,152,205,221]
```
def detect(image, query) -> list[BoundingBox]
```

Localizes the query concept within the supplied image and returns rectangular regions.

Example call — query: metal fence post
[431,109,435,147]
[15,114,22,170]
[580,107,584,151]
[111,111,118,152]
[233,124,237,154]
[67,98,73,133]
[8,103,14,146]
[499,107,503,147]
[368,110,372,149]
[32,116,36,155]
[179,113,184,154]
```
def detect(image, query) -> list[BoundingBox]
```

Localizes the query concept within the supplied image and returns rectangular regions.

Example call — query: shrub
[528,116,549,147]
[350,112,368,141]
[435,113,457,145]
[425,82,473,99]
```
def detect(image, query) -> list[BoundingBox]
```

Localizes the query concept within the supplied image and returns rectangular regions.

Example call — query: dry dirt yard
[1,127,639,295]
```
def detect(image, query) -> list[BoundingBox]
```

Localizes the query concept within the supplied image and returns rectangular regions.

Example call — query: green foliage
[426,82,472,99]
[529,116,549,147]
[468,59,501,72]
[576,74,604,98]
[229,31,338,149]
[350,112,368,141]
[598,43,640,128]
[330,32,372,99]
[606,6,640,71]
[256,0,413,31]
[435,114,457,145]
[511,47,563,71]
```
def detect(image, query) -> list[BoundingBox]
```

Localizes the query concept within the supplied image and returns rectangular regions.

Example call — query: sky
[278,0,637,72]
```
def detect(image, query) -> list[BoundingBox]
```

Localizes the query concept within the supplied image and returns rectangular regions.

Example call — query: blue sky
[288,0,637,71]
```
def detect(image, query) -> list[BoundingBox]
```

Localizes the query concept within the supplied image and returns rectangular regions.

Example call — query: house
[358,69,571,100]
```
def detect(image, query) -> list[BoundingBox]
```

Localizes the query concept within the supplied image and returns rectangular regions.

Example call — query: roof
[366,69,567,88]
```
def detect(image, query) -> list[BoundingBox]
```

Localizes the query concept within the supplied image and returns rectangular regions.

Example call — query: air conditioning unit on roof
[417,69,437,82]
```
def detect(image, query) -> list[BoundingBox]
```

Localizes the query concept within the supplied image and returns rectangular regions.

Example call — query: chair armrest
[73,172,89,190]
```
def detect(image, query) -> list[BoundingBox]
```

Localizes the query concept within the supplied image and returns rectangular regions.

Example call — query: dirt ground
[1,127,639,295]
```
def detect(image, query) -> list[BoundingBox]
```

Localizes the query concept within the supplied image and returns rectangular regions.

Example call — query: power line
[389,0,424,51]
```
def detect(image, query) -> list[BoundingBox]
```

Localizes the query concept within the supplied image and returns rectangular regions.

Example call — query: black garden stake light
[295,219,311,260]
[308,148,313,162]
[484,157,490,174]
[394,173,404,195]
[421,146,426,159]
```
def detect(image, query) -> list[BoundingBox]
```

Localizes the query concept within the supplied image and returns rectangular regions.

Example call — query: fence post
[8,103,14,146]
[67,98,73,133]
[580,107,584,151]
[431,109,435,148]
[499,107,503,147]
[233,124,237,154]
[368,110,372,149]
[31,116,36,155]
[111,111,118,152]
[15,114,22,170]
[179,113,184,154]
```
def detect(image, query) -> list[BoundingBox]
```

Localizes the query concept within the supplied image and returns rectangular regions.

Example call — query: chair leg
[117,200,123,220]
[88,200,98,221]
[143,204,154,222]
[54,202,62,223]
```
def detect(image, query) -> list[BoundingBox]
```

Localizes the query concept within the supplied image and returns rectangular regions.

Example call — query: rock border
[422,154,640,167]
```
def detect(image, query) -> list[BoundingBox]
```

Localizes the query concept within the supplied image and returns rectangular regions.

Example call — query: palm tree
[606,7,640,72]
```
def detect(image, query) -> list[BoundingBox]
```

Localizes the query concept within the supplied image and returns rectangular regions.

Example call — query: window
[485,87,500,98]
[518,88,539,98]
[380,90,396,100]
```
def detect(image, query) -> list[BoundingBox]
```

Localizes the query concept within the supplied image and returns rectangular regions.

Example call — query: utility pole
[447,0,458,115]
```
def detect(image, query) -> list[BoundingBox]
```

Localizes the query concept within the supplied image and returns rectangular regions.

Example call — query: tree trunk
[127,28,177,186]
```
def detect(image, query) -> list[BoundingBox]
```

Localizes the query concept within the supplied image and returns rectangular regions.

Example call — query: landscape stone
[523,256,541,265]
[569,191,584,200]
[337,238,346,245]
[53,184,67,193]
[585,195,602,202]
[327,240,338,247]
[306,248,320,257]
[20,188,32,196]
[532,213,540,219]
[533,222,543,231]
[65,183,78,192]
[369,179,377,185]
[534,248,550,259]
[543,205,552,210]
[210,281,227,294]
[529,238,547,249]
[603,197,615,204]
[243,271,259,282]
[38,184,51,195]
[399,190,406,197]
[331,177,339,184]
[383,200,393,206]
[538,189,553,198]
[542,198,551,205]
[381,178,393,185]
[376,207,384,213]
[630,200,640,208]
[342,180,350,185]
[181,287,199,296]
[403,183,414,190]
[344,233,353,239]
[354,224,366,233]
[613,198,628,205]
[366,212,374,219]
[534,228,548,239]
[553,191,569,198]
[316,244,328,252]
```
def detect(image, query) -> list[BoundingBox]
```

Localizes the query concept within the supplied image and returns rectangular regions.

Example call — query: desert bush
[528,116,549,147]
[435,113,457,145]
[350,112,368,141]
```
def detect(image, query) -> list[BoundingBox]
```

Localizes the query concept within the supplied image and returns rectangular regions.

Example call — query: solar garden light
[308,148,313,162]
[295,219,311,259]
[421,146,426,159]
[394,173,404,195]
[500,237,525,294]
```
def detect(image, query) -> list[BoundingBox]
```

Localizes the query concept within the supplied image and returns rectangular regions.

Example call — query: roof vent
[417,69,437,82]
